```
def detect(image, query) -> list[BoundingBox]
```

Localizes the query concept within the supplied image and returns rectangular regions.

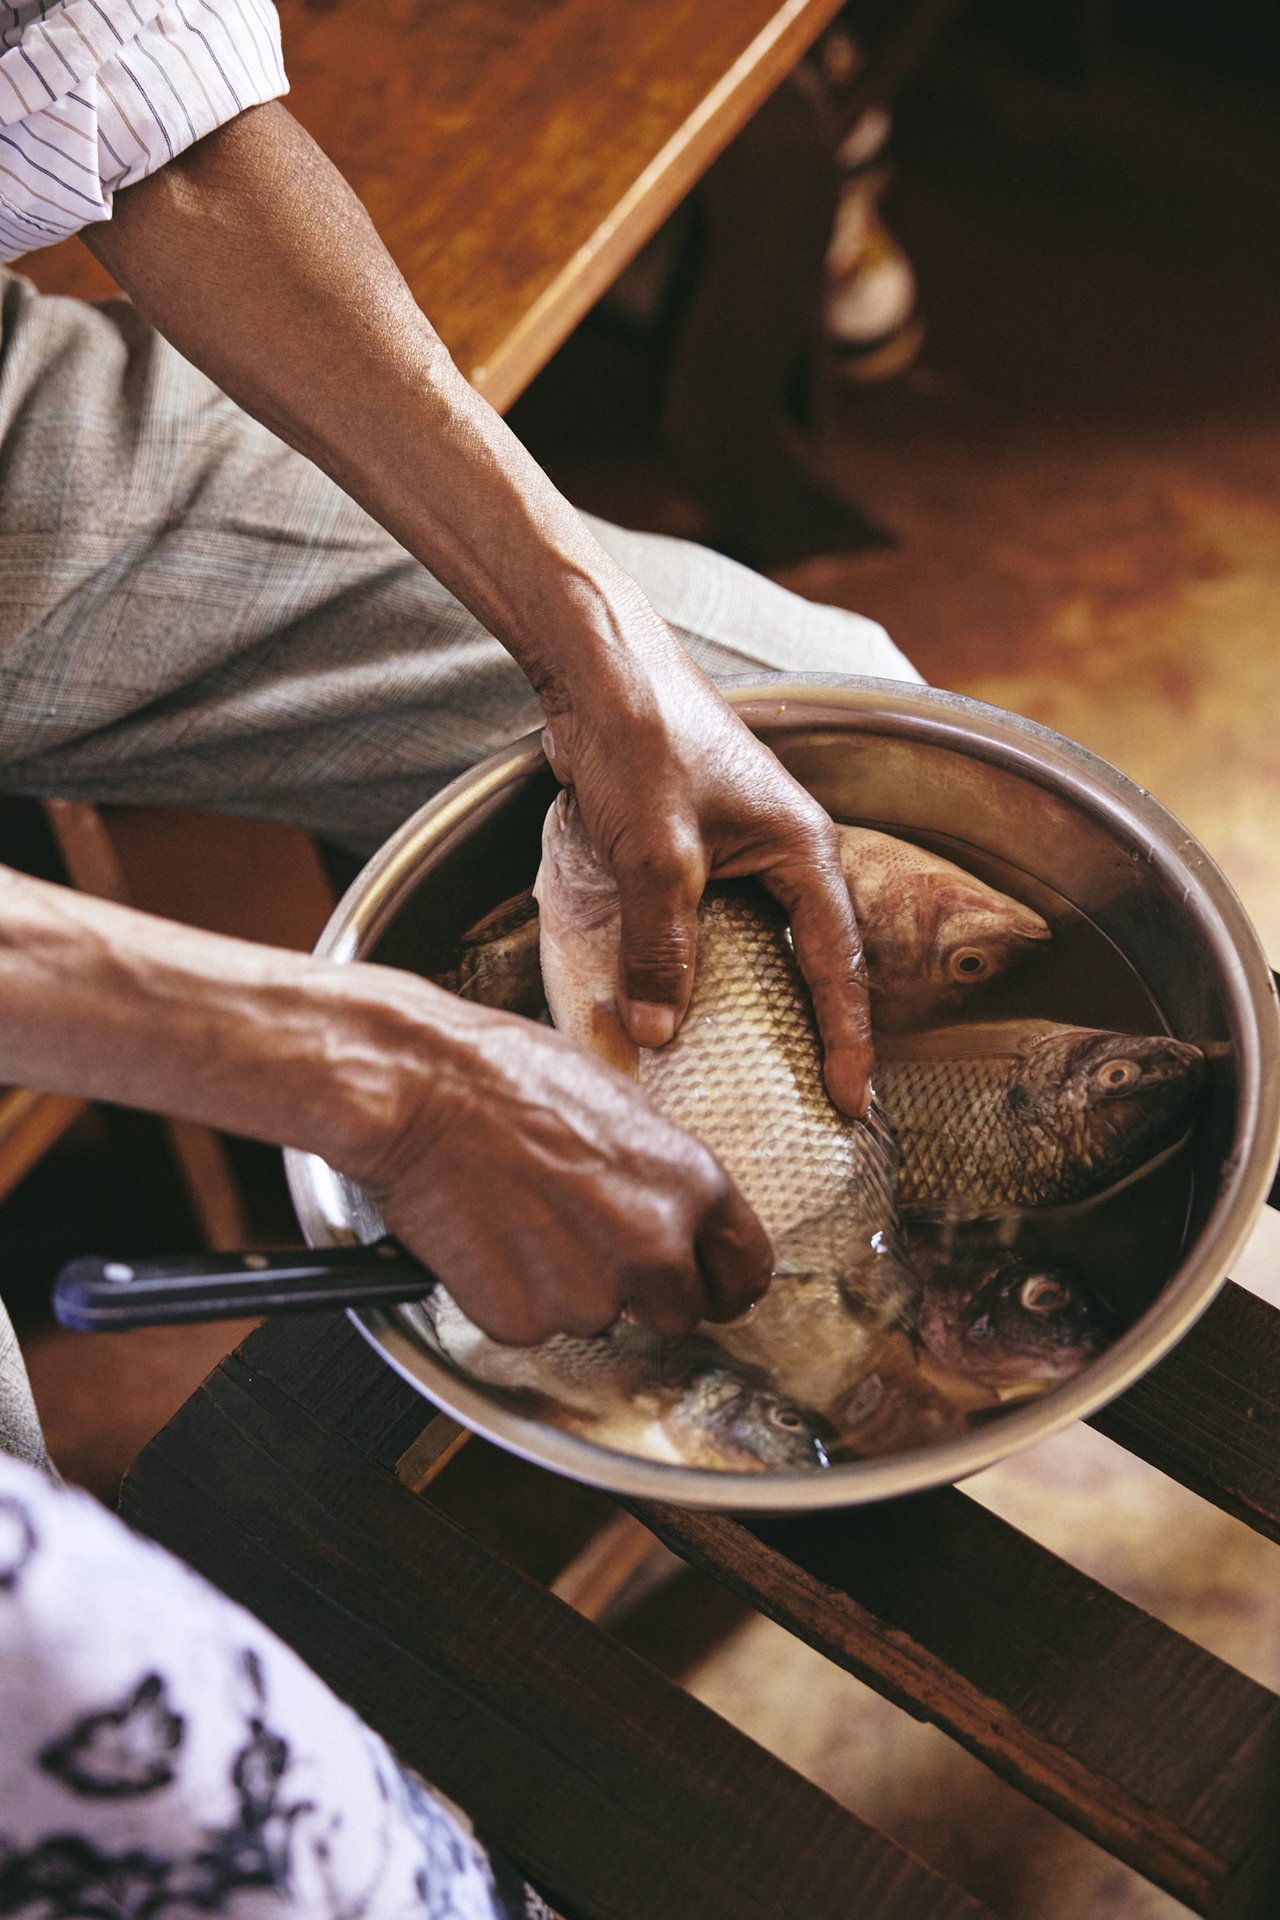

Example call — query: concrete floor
[10,28,1280,1920]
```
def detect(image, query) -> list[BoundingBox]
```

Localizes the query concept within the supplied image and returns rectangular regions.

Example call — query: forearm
[83,102,668,715]
[0,866,769,1336]
[0,865,432,1177]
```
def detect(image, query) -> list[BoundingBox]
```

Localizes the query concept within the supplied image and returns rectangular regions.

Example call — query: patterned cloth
[0,0,287,263]
[0,1453,558,1918]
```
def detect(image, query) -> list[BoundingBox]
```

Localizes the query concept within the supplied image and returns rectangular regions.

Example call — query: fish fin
[875,1019,1067,1063]
[458,888,539,947]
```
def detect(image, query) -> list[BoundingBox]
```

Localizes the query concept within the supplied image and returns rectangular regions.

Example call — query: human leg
[0,1302,51,1476]
[0,271,919,855]
[0,1451,557,1916]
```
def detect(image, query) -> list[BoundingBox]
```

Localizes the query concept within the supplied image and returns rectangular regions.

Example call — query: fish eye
[769,1405,805,1431]
[949,946,991,982]
[1020,1275,1069,1313]
[1093,1057,1141,1092]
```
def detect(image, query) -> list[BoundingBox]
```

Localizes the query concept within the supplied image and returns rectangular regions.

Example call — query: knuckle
[617,822,705,896]
[483,1300,554,1347]
[634,1295,701,1337]
[557,1288,624,1338]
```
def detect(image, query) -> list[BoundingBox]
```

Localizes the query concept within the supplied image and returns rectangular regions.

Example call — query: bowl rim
[286,676,1280,1510]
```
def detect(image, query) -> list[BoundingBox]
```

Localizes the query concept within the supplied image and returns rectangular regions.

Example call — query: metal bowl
[285,677,1280,1509]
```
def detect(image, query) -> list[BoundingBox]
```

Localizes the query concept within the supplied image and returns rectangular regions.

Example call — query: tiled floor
[9,29,1280,1920]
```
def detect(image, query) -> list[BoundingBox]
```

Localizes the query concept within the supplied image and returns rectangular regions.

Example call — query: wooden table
[123,1227,1280,1920]
[26,0,850,410]
[26,0,914,562]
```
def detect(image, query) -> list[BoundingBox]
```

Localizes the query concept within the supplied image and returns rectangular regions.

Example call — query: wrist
[303,964,496,1191]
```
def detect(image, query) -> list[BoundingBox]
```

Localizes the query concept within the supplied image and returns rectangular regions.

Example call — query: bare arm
[0,866,769,1341]
[83,102,872,1110]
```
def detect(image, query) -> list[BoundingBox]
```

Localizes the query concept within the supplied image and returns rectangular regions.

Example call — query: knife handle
[53,1240,433,1330]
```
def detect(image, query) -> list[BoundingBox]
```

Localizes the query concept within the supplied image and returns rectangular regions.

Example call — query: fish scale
[880,1054,1050,1213]
[878,1026,1205,1219]
[636,886,915,1330]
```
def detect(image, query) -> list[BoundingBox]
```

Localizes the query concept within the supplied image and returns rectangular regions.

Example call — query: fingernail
[628,1001,678,1048]
[827,1050,872,1119]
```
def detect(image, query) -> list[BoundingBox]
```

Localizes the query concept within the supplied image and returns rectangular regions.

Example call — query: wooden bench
[121,1235,1280,1920]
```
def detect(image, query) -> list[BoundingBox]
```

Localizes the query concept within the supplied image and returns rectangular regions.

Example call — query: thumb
[615,845,704,1049]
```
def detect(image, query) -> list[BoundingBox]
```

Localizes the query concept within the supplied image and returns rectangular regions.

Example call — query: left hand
[539,616,873,1118]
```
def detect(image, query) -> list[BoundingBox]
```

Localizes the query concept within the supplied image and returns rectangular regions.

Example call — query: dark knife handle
[53,1240,434,1330]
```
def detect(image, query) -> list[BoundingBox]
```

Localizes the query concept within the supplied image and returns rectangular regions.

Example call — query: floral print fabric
[0,1457,556,1919]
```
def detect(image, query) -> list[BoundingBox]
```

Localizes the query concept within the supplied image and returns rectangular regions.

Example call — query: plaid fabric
[0,1310,49,1477]
[0,268,919,855]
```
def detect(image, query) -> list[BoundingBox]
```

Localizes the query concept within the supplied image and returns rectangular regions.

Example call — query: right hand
[340,980,773,1346]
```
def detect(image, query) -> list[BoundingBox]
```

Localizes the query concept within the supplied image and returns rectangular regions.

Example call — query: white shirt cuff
[0,0,288,263]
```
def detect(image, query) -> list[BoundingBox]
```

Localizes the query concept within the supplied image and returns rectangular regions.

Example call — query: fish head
[658,1342,834,1472]
[864,880,1050,1030]
[919,1253,1109,1386]
[1012,1026,1206,1189]
[826,1353,971,1456]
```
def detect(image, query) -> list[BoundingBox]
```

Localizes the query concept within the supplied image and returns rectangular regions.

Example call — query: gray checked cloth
[0,264,921,1915]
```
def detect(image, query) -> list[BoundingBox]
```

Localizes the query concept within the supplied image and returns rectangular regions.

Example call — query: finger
[615,839,707,1048]
[763,844,874,1118]
[694,1178,774,1322]
[621,1262,706,1337]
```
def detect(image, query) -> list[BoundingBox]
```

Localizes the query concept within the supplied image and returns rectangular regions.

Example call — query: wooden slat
[121,1335,990,1920]
[550,1511,675,1622]
[1088,1280,1280,1543]
[0,1086,85,1200]
[243,1310,434,1470]
[626,1493,1280,1918]
[394,1410,470,1492]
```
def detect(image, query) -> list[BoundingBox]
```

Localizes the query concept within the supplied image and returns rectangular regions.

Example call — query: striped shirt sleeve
[0,0,288,264]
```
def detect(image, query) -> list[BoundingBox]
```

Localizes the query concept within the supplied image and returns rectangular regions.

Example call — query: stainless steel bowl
[285,677,1280,1509]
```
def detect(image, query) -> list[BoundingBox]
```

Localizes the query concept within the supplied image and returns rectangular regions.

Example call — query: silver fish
[910,1236,1110,1389]
[536,792,919,1337]
[419,1289,833,1472]
[432,891,543,1015]
[876,1020,1205,1221]
[431,823,1049,1030]
[835,825,1051,1029]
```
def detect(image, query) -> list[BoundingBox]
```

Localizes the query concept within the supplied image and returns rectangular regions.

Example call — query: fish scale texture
[878,1055,1069,1214]
[638,888,910,1325]
[877,1046,1180,1217]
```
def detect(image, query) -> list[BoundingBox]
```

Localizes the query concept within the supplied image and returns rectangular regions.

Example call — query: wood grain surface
[628,1493,1280,1917]
[275,0,847,408]
[24,0,847,410]
[1088,1278,1280,1544]
[122,1318,990,1920]
[127,1309,1280,1916]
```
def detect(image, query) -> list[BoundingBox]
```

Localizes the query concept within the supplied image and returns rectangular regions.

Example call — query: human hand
[342,979,772,1345]
[539,617,872,1117]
